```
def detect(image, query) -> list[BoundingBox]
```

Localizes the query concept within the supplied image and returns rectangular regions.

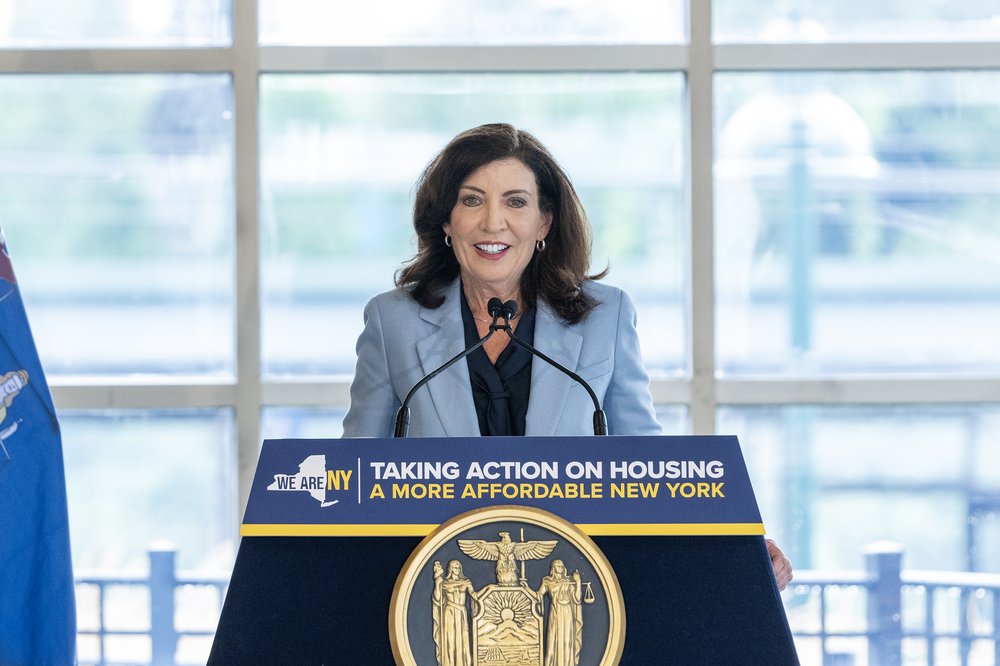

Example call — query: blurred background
[1,1,999,663]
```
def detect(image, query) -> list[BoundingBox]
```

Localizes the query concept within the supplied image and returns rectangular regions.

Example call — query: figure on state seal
[536,560,583,666]
[432,560,475,666]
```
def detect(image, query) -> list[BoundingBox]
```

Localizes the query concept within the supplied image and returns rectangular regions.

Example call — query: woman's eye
[461,195,480,206]
[508,197,527,208]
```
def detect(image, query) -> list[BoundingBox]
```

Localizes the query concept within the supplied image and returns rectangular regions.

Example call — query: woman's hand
[766,539,793,591]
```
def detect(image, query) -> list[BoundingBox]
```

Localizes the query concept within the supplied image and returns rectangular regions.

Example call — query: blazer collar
[415,280,480,436]
[525,299,583,436]
[414,280,585,437]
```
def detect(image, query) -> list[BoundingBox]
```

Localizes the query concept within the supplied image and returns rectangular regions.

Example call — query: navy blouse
[459,289,536,436]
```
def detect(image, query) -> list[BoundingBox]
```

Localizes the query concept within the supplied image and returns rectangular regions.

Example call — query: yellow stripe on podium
[240,524,438,537]
[578,523,766,536]
[240,522,766,537]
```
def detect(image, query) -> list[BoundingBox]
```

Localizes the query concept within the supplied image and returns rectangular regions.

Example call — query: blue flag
[0,227,77,665]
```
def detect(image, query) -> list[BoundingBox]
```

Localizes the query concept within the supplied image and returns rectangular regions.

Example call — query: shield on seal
[471,584,543,665]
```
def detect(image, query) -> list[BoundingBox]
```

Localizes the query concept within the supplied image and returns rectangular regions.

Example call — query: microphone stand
[496,301,609,436]
[393,299,506,438]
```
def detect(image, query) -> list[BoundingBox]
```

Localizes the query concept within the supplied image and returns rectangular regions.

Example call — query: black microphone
[393,297,507,437]
[497,300,609,436]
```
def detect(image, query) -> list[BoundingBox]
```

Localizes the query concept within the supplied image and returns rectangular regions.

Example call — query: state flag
[0,226,77,665]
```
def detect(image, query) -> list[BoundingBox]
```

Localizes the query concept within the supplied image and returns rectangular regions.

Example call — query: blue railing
[75,543,228,666]
[786,542,1000,665]
[75,542,1000,665]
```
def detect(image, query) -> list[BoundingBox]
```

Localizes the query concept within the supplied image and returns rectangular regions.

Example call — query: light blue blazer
[342,279,661,438]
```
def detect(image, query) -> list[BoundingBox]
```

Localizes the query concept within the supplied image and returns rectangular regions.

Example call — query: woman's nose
[481,201,507,232]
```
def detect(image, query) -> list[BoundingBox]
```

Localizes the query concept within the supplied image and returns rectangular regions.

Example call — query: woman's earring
[444,235,453,248]
[536,239,546,252]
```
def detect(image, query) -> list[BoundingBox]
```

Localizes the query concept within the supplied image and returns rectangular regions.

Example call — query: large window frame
[2,2,998,518]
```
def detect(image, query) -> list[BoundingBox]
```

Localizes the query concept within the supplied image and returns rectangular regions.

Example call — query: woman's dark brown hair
[396,123,606,323]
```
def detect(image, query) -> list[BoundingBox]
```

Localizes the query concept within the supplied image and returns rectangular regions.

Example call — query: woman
[342,123,792,589]
[343,123,659,439]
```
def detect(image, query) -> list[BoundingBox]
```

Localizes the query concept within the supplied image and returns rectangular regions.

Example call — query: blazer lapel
[415,280,480,436]
[525,300,583,436]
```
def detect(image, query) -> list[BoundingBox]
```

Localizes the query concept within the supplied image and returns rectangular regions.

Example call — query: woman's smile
[473,242,511,259]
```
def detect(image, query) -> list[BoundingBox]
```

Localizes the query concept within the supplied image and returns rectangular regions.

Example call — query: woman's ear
[540,212,553,239]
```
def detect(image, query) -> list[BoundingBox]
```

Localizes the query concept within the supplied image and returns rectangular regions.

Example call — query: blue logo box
[241,435,764,537]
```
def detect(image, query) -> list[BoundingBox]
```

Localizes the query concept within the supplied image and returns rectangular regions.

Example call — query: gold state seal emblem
[390,506,625,666]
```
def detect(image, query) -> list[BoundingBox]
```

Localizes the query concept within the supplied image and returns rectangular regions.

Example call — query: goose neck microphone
[393,297,507,437]
[499,300,608,436]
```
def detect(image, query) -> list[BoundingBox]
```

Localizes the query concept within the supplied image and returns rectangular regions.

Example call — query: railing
[75,543,228,666]
[787,542,1000,665]
[74,542,1000,665]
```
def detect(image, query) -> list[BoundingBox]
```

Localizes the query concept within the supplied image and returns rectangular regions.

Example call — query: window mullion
[688,0,716,434]
[232,0,261,517]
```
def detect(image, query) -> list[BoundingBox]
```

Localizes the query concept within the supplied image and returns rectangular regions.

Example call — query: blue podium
[209,436,798,664]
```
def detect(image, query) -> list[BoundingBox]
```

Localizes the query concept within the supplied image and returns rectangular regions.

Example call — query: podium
[209,436,798,664]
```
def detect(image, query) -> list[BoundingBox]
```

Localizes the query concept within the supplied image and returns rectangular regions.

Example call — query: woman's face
[443,158,552,298]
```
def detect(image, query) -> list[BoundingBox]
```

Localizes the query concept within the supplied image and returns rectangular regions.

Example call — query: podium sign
[211,437,798,665]
[240,435,764,537]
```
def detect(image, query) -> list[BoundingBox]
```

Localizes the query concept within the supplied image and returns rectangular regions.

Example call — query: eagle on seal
[458,532,557,586]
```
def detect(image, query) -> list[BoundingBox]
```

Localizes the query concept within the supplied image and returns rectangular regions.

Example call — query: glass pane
[64,410,236,665]
[261,406,347,440]
[0,75,234,376]
[655,405,689,435]
[62,410,237,571]
[0,0,231,47]
[261,0,684,46]
[719,405,1000,573]
[261,73,685,378]
[715,71,1000,376]
[715,1,1000,42]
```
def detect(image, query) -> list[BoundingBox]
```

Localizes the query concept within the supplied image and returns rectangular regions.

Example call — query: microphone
[497,300,609,436]
[393,297,507,437]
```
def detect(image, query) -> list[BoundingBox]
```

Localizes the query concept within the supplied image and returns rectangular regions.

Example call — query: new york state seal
[390,506,625,666]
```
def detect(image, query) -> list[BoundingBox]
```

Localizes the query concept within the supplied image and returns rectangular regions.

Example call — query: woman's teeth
[475,243,509,255]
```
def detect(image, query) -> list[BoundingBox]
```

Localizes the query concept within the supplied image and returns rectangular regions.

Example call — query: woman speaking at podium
[341,123,791,588]
[343,122,659,440]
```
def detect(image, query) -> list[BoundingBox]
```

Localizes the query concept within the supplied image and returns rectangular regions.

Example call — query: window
[2,2,998,664]
[1,74,234,376]
[0,0,231,47]
[260,1,686,45]
[715,71,1000,375]
[714,0,1000,42]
